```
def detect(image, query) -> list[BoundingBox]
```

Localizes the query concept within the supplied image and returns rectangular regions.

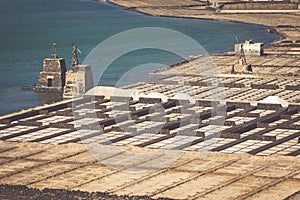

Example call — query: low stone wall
[222,2,298,10]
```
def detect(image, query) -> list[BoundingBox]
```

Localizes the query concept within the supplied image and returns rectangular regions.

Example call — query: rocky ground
[0,184,160,200]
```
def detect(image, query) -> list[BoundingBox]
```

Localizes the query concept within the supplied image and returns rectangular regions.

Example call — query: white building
[235,40,264,56]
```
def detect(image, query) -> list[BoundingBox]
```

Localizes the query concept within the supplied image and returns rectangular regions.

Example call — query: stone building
[63,64,93,99]
[63,45,94,99]
[35,43,66,92]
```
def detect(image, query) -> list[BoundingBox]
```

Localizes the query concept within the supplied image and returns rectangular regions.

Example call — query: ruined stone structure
[35,43,66,92]
[63,64,93,99]
[33,43,93,98]
[63,45,94,98]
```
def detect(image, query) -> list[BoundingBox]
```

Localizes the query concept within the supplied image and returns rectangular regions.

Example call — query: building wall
[235,42,264,56]
[63,65,93,98]
[36,58,66,92]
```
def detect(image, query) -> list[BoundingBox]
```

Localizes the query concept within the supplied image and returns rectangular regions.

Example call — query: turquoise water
[0,0,278,115]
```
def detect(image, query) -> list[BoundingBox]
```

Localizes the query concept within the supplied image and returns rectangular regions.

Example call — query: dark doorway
[47,78,53,87]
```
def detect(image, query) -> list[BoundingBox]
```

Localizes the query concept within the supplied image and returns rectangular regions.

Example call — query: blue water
[0,0,278,115]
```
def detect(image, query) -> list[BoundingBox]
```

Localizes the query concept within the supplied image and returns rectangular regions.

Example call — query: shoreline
[104,0,299,44]
[104,0,300,26]
[105,0,278,26]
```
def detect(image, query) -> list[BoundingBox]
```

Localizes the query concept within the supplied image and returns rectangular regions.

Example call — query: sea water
[0,0,279,115]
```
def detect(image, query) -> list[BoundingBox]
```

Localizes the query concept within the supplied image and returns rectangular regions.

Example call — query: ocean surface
[0,0,279,115]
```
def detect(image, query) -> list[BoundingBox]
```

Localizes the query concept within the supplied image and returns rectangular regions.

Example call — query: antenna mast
[71,43,79,68]
[51,43,58,58]
[213,0,218,8]
[239,44,253,73]
[239,44,247,66]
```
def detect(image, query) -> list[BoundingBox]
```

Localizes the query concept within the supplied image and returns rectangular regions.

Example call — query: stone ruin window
[47,76,54,87]
[47,79,52,87]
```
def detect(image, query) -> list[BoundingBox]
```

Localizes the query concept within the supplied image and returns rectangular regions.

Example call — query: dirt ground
[106,0,300,28]
[0,141,299,199]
